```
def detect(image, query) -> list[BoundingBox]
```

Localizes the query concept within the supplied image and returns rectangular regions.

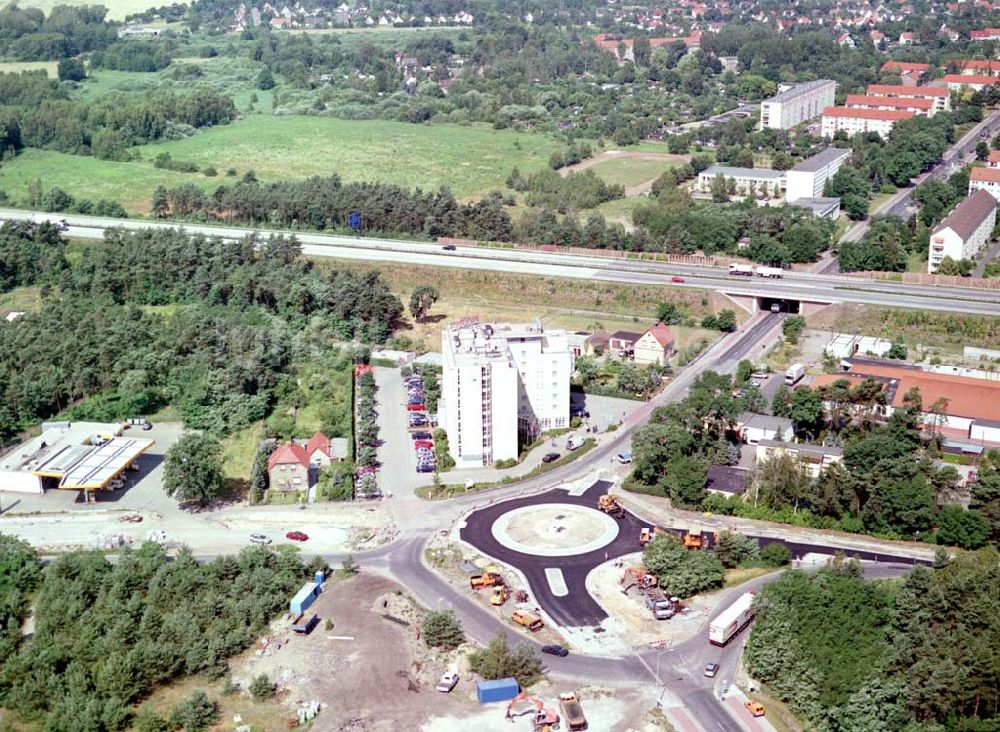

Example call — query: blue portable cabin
[476,677,519,703]
[290,581,321,616]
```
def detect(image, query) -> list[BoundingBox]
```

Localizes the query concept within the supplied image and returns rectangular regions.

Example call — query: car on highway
[671,276,685,283]
[249,533,272,545]
[541,645,569,657]
[286,531,309,542]
[442,244,457,251]
[542,452,560,463]
[436,671,459,691]
[704,662,720,678]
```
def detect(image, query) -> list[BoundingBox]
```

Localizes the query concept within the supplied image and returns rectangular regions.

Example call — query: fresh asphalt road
[4,209,999,316]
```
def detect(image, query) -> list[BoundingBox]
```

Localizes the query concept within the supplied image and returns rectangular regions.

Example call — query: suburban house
[609,330,642,359]
[927,189,997,273]
[633,322,675,366]
[268,432,348,491]
[705,465,750,497]
[737,412,795,445]
[755,439,843,478]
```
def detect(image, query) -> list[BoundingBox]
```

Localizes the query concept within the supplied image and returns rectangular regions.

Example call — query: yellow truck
[512,610,544,631]
[559,693,587,731]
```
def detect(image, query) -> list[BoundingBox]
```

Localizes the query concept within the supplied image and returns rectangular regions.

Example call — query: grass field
[14,0,159,19]
[587,157,679,188]
[0,61,58,77]
[0,116,562,212]
[140,116,560,197]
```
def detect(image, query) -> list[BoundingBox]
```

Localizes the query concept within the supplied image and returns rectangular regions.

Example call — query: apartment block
[865,84,951,113]
[440,319,573,467]
[784,147,851,201]
[845,94,935,116]
[942,73,999,92]
[759,79,836,130]
[821,107,914,139]
[928,189,997,272]
[968,166,1000,200]
[697,165,785,197]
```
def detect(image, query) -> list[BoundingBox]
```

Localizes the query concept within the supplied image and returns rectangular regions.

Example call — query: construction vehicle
[620,566,658,593]
[639,527,653,545]
[598,493,625,518]
[511,610,544,631]
[505,693,560,732]
[559,692,588,731]
[470,572,503,590]
[491,586,510,606]
[683,529,718,550]
[643,589,678,620]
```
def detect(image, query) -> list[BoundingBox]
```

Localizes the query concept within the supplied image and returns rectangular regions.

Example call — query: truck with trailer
[559,693,588,731]
[727,264,784,278]
[728,263,755,277]
[708,591,756,645]
[755,266,784,279]
[784,363,805,385]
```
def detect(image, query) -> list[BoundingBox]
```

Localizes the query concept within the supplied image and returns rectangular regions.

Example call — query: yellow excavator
[491,586,510,606]
[597,494,625,518]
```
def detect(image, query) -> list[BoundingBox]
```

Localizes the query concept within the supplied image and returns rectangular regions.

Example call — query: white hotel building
[759,79,837,130]
[440,320,573,467]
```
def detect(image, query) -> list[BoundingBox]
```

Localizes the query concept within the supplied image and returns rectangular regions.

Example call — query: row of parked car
[404,373,437,473]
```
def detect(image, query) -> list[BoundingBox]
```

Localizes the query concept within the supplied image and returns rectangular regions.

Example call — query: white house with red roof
[634,322,676,366]
[268,431,348,492]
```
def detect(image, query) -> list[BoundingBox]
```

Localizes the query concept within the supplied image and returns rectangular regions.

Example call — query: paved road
[4,209,999,316]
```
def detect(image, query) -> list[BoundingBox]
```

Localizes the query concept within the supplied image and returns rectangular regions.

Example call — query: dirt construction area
[234,572,663,731]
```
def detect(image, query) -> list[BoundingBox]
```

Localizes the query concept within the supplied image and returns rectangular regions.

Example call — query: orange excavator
[505,693,560,731]
[597,494,625,518]
[620,566,658,593]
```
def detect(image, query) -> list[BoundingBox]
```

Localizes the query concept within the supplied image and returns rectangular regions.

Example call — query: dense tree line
[512,168,623,212]
[629,370,994,545]
[152,174,514,241]
[838,215,912,272]
[0,72,236,160]
[0,228,402,440]
[0,221,69,293]
[0,539,322,730]
[91,40,172,72]
[746,552,1000,731]
[0,535,42,666]
[0,4,118,60]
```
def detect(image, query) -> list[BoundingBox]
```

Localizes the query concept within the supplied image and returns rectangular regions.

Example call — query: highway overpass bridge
[3,209,999,318]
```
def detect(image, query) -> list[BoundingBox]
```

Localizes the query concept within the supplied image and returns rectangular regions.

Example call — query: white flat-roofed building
[697,165,785,197]
[0,421,153,494]
[785,147,851,201]
[928,189,997,272]
[440,319,573,467]
[759,79,836,130]
[821,107,914,139]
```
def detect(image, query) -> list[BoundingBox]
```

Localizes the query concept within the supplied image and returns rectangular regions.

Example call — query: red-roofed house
[634,322,676,366]
[268,432,348,492]
[970,28,1000,41]
[989,150,1000,167]
[968,166,1000,199]
[880,60,928,85]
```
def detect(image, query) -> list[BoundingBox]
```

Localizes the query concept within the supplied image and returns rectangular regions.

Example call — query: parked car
[408,398,425,407]
[704,663,720,678]
[416,464,435,473]
[357,466,376,475]
[436,671,459,691]
[541,645,569,657]
[286,531,309,542]
[249,533,271,545]
[411,431,433,440]
[617,451,632,464]
[542,452,560,463]
[671,276,685,283]
[414,440,434,449]
[407,404,426,412]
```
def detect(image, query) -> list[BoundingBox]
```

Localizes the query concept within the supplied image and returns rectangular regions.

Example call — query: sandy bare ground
[559,150,692,177]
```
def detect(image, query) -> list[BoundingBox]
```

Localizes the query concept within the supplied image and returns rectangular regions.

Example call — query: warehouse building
[928,189,997,273]
[759,79,837,130]
[0,422,153,494]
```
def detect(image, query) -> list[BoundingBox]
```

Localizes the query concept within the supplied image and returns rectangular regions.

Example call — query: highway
[4,208,999,316]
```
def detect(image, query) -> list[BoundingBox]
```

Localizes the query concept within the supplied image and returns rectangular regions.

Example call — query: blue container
[290,582,321,616]
[314,570,325,587]
[476,678,519,703]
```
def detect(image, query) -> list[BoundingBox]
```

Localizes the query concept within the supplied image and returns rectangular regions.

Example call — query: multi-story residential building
[759,79,836,130]
[955,59,1000,76]
[928,189,997,272]
[989,150,1000,168]
[880,60,928,84]
[845,94,935,116]
[821,107,914,139]
[755,440,844,479]
[784,147,851,201]
[942,73,999,92]
[969,29,1000,42]
[697,165,785,197]
[968,166,1000,199]
[440,319,573,467]
[866,84,951,113]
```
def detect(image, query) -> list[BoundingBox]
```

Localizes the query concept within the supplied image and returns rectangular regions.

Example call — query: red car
[286,531,309,542]
[414,440,434,449]
[407,403,426,412]
[671,276,685,283]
